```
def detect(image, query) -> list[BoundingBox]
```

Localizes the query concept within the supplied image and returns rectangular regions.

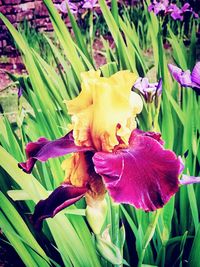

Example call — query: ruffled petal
[66,70,101,115]
[131,129,165,145]
[66,70,142,152]
[93,130,181,211]
[91,72,140,151]
[18,131,92,173]
[32,184,87,229]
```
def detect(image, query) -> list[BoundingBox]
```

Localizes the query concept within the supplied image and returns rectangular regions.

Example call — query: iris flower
[19,70,199,230]
[148,0,169,15]
[168,62,200,91]
[148,1,198,20]
[55,0,78,14]
[134,77,162,103]
[82,0,99,9]
[167,3,198,21]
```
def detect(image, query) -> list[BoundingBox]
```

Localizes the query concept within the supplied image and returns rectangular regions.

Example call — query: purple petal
[168,63,200,90]
[131,129,165,145]
[167,3,176,12]
[179,70,193,87]
[134,77,148,94]
[181,3,191,12]
[82,0,98,9]
[178,156,185,174]
[193,12,199,18]
[18,87,23,99]
[18,131,92,173]
[168,64,192,86]
[156,78,163,96]
[93,130,180,211]
[32,184,87,229]
[191,62,200,87]
[154,3,167,14]
[163,0,169,7]
[171,11,183,21]
[148,4,154,12]
[60,1,68,13]
[55,1,78,14]
[167,5,183,20]
[168,64,183,83]
[179,175,200,185]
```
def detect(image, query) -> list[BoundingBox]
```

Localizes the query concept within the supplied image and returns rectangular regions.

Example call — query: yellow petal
[91,71,141,151]
[61,153,90,187]
[71,105,94,147]
[66,70,143,152]
[65,69,101,114]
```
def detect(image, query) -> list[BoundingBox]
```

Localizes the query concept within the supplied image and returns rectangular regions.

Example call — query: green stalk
[137,210,161,267]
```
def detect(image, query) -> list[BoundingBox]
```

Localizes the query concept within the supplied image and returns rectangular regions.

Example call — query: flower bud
[96,229,123,265]
[85,198,107,234]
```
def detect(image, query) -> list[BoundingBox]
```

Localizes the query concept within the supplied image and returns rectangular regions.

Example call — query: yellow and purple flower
[18,70,199,230]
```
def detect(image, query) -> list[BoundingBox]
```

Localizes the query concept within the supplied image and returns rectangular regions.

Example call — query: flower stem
[137,210,161,267]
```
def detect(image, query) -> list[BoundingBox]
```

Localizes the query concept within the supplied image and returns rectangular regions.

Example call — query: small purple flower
[134,77,162,103]
[82,0,99,9]
[148,1,199,20]
[168,63,200,91]
[167,3,195,21]
[168,4,183,20]
[148,0,169,15]
[55,0,78,14]
[181,3,199,19]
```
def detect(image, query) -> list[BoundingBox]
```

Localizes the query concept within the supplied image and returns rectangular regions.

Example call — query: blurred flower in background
[55,0,79,14]
[148,0,199,20]
[168,62,200,90]
[134,77,162,103]
[82,0,99,9]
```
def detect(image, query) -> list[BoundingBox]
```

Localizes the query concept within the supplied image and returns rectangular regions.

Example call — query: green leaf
[189,224,200,267]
